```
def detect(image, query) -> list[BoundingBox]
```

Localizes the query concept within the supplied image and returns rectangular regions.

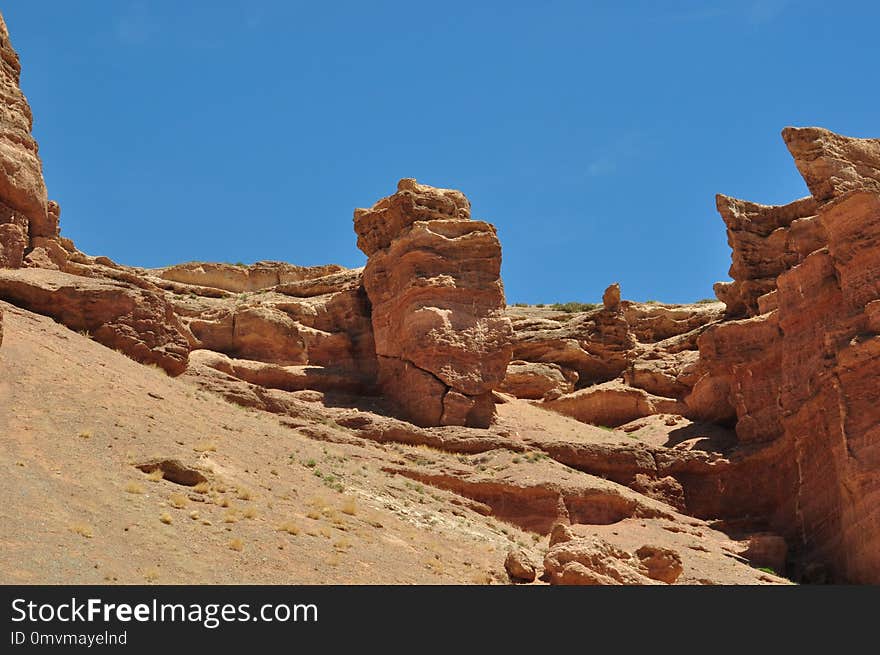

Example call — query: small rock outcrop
[497,360,577,400]
[503,300,721,426]
[354,179,513,427]
[713,194,821,317]
[543,535,682,585]
[782,126,880,202]
[0,269,190,374]
[542,380,684,428]
[602,282,621,311]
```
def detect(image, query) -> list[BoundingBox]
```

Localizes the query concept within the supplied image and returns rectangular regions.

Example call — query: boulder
[543,536,684,586]
[634,545,683,584]
[549,522,576,547]
[543,537,660,585]
[498,360,577,400]
[504,548,537,582]
[542,381,685,428]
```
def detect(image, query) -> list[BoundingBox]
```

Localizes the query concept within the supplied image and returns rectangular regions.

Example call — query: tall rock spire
[0,12,55,268]
[354,178,513,427]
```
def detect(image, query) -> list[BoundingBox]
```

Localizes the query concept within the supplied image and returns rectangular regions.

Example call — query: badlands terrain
[1,12,878,585]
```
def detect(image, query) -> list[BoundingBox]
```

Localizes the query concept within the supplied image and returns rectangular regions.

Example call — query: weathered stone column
[0,13,66,270]
[354,178,512,427]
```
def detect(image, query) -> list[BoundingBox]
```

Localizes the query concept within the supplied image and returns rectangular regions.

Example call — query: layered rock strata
[691,127,880,582]
[0,16,70,270]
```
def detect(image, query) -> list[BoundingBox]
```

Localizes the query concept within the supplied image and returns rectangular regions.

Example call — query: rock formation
[782,126,880,201]
[0,14,47,268]
[504,299,721,426]
[354,179,513,427]
[602,282,621,311]
[0,268,191,374]
[713,194,821,317]
[504,548,537,582]
[691,127,880,583]
[0,6,879,584]
[0,15,71,271]
[543,535,683,585]
[497,360,577,400]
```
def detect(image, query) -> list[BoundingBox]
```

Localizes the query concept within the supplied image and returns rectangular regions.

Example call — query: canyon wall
[692,127,880,582]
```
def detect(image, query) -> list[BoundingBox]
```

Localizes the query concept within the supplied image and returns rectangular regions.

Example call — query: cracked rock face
[354,178,513,427]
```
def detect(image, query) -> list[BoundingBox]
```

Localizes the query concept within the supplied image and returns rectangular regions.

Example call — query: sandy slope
[0,301,782,584]
[0,301,527,584]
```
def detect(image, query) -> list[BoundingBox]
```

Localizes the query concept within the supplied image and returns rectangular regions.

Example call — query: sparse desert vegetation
[278,521,300,535]
[341,496,358,516]
[168,493,187,509]
[70,523,93,539]
[549,302,599,313]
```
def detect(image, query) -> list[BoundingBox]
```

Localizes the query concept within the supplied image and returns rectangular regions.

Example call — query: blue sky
[4,1,878,303]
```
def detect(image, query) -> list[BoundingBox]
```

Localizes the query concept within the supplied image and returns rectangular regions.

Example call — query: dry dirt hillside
[1,10,879,584]
[0,300,780,584]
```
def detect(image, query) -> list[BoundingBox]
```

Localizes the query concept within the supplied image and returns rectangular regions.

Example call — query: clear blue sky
[4,1,878,303]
